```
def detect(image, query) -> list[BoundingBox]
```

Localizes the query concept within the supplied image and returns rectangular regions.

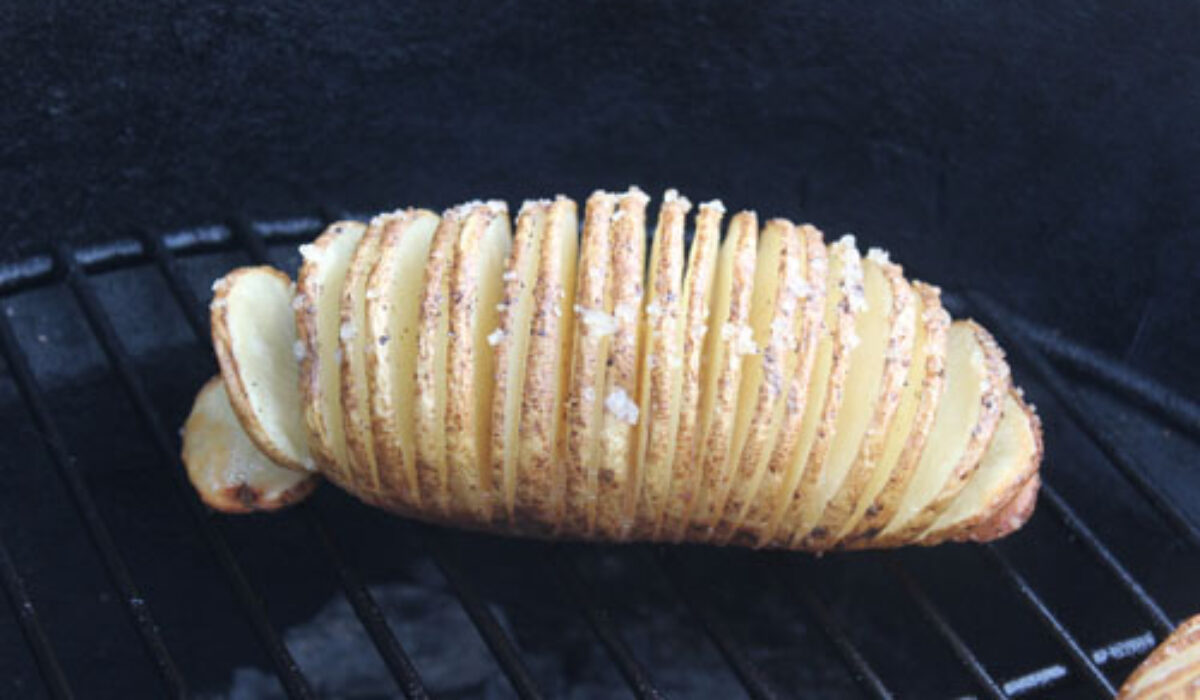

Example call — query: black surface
[2,1,1199,397]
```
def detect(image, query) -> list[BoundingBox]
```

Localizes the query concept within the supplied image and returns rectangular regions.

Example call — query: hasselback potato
[184,187,1043,550]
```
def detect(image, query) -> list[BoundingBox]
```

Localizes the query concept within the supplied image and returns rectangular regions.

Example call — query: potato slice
[867,320,1010,546]
[562,191,618,537]
[512,197,578,533]
[339,222,386,494]
[711,219,805,543]
[295,221,368,484]
[442,201,512,525]
[686,211,758,542]
[182,377,318,513]
[795,253,917,549]
[729,225,827,546]
[761,235,865,547]
[490,201,550,526]
[415,210,464,516]
[594,188,650,540]
[629,191,691,539]
[1118,615,1200,700]
[211,265,312,472]
[920,391,1043,544]
[961,472,1039,542]
[839,282,950,545]
[365,209,440,510]
[660,200,725,541]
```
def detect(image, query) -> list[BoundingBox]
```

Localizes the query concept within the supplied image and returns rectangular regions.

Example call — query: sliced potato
[797,254,917,549]
[762,235,864,547]
[295,221,368,485]
[866,320,1010,547]
[513,197,578,533]
[182,377,318,513]
[442,202,512,525]
[661,200,725,541]
[839,282,950,545]
[1117,616,1200,700]
[365,209,440,509]
[629,190,690,539]
[562,191,618,537]
[961,471,1039,542]
[211,265,312,472]
[490,201,550,526]
[415,211,464,516]
[594,187,650,540]
[921,391,1042,544]
[729,225,827,546]
[339,222,386,493]
[711,219,805,543]
[686,211,758,541]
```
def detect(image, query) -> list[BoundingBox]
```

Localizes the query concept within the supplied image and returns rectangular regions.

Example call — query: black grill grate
[0,214,1196,699]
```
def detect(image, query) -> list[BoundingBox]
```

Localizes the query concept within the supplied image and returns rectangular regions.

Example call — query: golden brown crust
[415,210,462,517]
[1117,614,1200,699]
[513,197,578,534]
[839,282,950,546]
[562,191,618,537]
[661,201,724,541]
[183,377,319,513]
[629,192,691,539]
[799,259,916,550]
[594,188,649,540]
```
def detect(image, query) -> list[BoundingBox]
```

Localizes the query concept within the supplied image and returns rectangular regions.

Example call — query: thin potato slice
[562,191,618,537]
[712,219,805,543]
[415,210,464,516]
[491,201,550,526]
[513,197,578,533]
[920,391,1042,544]
[762,235,864,547]
[629,190,691,539]
[866,320,1010,547]
[183,377,318,513]
[365,209,440,510]
[839,282,949,545]
[444,201,512,525]
[339,222,386,493]
[295,221,368,484]
[797,253,917,549]
[594,187,650,540]
[1117,616,1200,700]
[959,472,1039,543]
[661,200,724,541]
[729,225,827,546]
[211,265,312,472]
[686,211,758,542]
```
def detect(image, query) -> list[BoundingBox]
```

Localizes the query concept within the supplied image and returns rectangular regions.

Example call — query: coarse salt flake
[339,321,356,341]
[486,328,505,346]
[605,388,640,426]
[867,247,891,265]
[293,340,307,362]
[575,305,619,337]
[299,243,322,263]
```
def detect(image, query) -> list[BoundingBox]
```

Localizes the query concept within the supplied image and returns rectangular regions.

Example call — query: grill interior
[1,213,1197,699]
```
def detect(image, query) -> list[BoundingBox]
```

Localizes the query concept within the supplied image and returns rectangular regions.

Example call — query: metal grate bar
[226,218,539,698]
[782,562,892,699]
[1039,483,1175,636]
[549,547,663,700]
[966,292,1200,549]
[53,245,314,699]
[982,544,1117,697]
[1013,314,1200,441]
[890,560,1006,699]
[426,532,544,700]
[0,294,187,698]
[653,549,780,700]
[303,509,430,700]
[141,231,430,698]
[0,536,73,699]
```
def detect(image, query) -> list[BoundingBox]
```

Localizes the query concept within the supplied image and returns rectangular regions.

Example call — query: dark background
[2,0,1198,397]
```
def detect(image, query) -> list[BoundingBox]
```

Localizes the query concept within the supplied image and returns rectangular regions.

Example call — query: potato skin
[194,189,1042,551]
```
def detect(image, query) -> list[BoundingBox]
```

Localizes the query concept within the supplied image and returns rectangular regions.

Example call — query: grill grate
[0,214,1196,699]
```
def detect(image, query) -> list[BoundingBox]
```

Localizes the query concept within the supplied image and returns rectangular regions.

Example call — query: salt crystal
[339,321,355,341]
[291,294,306,311]
[292,340,307,362]
[581,386,595,404]
[487,329,505,346]
[867,247,891,265]
[605,388,640,425]
[211,277,229,292]
[365,288,380,301]
[502,270,519,282]
[575,305,619,337]
[701,199,727,214]
[299,243,322,263]
[645,302,663,318]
